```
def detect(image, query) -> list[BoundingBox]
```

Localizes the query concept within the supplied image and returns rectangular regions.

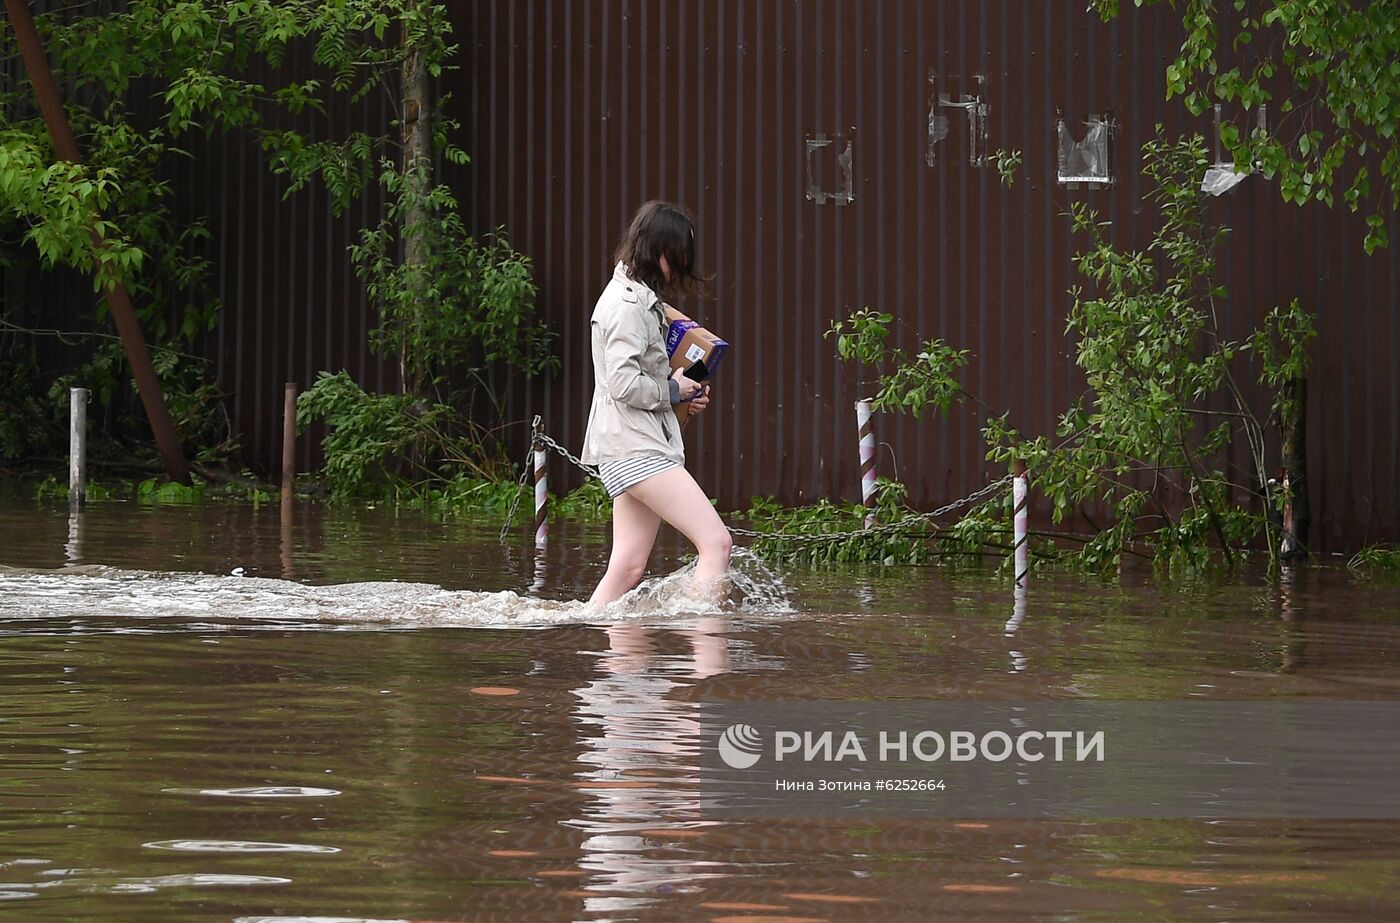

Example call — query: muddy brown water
[2,493,1400,921]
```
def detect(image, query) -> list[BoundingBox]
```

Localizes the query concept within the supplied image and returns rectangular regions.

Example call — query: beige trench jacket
[579,262,685,467]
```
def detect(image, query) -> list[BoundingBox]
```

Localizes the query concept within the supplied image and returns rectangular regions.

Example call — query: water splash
[0,549,791,629]
[601,548,793,617]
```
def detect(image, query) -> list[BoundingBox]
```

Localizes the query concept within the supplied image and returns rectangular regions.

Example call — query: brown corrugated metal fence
[451,0,1397,550]
[5,1,1398,550]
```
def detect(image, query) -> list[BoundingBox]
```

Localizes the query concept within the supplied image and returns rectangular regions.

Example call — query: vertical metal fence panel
[3,0,1397,548]
[450,0,1398,548]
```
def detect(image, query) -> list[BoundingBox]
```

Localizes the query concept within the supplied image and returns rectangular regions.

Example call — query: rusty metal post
[281,383,298,498]
[5,0,190,485]
[280,383,297,576]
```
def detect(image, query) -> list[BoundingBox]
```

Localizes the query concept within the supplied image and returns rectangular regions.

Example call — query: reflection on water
[1,493,1400,920]
[569,620,731,912]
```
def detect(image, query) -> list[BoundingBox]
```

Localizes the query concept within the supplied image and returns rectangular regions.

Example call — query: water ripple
[162,786,342,799]
[143,839,340,854]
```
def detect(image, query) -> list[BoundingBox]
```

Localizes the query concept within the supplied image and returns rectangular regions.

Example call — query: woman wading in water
[581,201,732,607]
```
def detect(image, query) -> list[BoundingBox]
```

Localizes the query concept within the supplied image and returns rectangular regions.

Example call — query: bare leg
[588,491,662,607]
[625,466,732,593]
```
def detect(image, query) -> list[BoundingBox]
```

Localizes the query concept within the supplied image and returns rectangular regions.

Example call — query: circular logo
[717,723,764,769]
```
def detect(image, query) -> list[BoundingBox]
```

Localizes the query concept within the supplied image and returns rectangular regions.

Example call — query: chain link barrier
[500,415,1010,545]
[726,474,1011,543]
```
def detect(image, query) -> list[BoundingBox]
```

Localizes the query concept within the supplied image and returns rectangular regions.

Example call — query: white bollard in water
[1012,459,1029,587]
[533,437,548,547]
[69,387,88,507]
[855,399,877,528]
[530,546,547,595]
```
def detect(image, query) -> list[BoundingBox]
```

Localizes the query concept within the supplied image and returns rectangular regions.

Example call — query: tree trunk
[400,3,432,396]
[6,0,191,484]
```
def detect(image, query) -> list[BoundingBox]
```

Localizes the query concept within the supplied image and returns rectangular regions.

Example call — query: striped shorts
[597,454,679,499]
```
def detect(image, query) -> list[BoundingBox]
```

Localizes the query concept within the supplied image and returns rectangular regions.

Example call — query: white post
[1005,584,1027,637]
[533,436,548,547]
[1012,459,1029,587]
[65,509,84,565]
[855,399,876,528]
[530,546,547,595]
[69,387,87,507]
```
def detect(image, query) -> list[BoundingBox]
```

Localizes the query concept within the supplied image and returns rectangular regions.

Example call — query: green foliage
[33,474,279,504]
[136,476,206,504]
[34,476,118,502]
[1244,298,1316,431]
[303,162,558,496]
[554,478,613,522]
[393,473,528,518]
[24,1,459,219]
[350,163,557,405]
[41,342,236,466]
[0,353,51,461]
[745,478,965,567]
[1348,544,1400,573]
[1092,0,1399,253]
[296,370,484,498]
[819,133,1316,574]
[0,134,141,291]
[992,148,1024,187]
[2,81,220,339]
[983,132,1316,572]
[0,1,466,473]
[827,308,970,419]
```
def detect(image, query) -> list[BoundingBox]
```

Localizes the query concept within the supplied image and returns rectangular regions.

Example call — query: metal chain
[507,417,1012,546]
[726,474,1012,544]
[497,418,541,543]
[533,428,599,479]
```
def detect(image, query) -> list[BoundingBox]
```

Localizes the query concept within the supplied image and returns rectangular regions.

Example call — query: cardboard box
[663,306,729,426]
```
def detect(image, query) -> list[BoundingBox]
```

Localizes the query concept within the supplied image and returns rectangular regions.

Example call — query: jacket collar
[614,261,667,322]
[615,261,660,304]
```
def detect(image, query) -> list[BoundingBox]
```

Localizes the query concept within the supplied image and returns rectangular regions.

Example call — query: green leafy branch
[826,308,970,418]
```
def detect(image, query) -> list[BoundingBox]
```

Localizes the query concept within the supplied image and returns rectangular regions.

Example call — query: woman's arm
[597,309,670,410]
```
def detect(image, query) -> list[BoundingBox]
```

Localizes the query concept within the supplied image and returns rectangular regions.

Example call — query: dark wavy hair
[614,200,711,301]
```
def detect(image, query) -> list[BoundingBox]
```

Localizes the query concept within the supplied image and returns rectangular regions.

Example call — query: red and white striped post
[532,428,549,548]
[855,399,877,528]
[1012,459,1029,587]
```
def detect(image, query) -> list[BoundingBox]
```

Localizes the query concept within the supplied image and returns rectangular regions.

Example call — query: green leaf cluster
[295,370,480,499]
[299,159,558,498]
[818,133,1317,574]
[745,479,960,567]
[1094,0,1399,253]
[351,162,558,406]
[983,132,1315,571]
[826,308,970,418]
[2,2,526,480]
[1348,543,1400,573]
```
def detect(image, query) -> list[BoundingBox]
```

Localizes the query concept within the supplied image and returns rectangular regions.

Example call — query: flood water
[2,491,1400,921]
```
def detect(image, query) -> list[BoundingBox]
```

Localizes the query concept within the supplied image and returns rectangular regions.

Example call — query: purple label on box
[665,319,698,355]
